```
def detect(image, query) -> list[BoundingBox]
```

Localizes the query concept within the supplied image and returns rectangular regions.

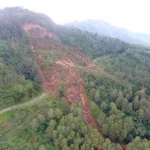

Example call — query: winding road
[0,93,45,114]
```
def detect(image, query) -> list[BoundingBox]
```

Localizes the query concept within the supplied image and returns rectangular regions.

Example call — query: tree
[109,124,116,140]
[89,88,96,100]
[137,109,144,121]
[30,118,39,131]
[92,137,99,145]
[101,124,108,136]
[38,145,47,150]
[101,101,108,111]
[58,98,70,115]
[81,144,86,150]
[125,103,132,113]
[48,108,55,119]
[61,138,67,148]
[57,83,66,98]
[116,96,123,110]
[97,113,106,128]
[52,130,58,141]
[37,114,45,124]
[55,108,62,119]
[132,99,140,110]
[62,145,69,150]
[126,134,134,143]
[110,89,118,99]
[94,90,100,103]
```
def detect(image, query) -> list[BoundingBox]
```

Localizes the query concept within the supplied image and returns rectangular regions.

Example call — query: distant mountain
[65,20,150,46]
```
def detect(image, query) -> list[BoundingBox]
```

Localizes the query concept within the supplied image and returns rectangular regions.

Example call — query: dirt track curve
[0,93,45,114]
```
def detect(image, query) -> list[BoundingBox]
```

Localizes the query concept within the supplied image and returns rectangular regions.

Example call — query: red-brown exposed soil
[22,23,59,40]
[71,48,95,67]
[36,56,99,130]
[22,23,126,149]
[22,23,99,130]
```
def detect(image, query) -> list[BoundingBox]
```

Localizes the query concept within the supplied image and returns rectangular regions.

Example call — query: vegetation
[65,20,150,46]
[1,7,150,150]
[57,18,150,145]
[78,43,150,145]
[0,95,123,150]
[0,8,43,109]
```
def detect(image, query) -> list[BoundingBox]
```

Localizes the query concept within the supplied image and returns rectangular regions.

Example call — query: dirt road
[0,93,45,114]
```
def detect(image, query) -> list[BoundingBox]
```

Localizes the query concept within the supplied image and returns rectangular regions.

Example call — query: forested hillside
[0,7,44,109]
[65,20,150,46]
[1,7,150,150]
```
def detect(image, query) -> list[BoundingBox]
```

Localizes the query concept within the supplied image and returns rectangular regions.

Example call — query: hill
[65,20,150,46]
[1,7,150,150]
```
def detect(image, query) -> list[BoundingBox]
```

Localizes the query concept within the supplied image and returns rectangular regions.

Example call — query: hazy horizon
[1,0,150,34]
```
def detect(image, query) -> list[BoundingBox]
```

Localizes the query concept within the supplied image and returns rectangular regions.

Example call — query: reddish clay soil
[22,23,126,149]
[36,52,125,150]
[72,49,95,67]
[36,56,99,130]
[31,39,63,51]
[22,23,59,40]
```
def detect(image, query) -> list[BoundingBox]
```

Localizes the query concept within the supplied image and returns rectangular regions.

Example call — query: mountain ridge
[65,20,150,46]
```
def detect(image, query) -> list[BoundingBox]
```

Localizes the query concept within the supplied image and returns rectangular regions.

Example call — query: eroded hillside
[1,7,150,150]
[22,23,99,130]
[22,23,131,150]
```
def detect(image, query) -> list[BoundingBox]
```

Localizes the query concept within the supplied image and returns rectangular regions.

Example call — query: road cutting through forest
[0,93,45,114]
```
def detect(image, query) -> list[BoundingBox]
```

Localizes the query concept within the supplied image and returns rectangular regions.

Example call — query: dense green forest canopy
[1,7,150,150]
[0,7,43,109]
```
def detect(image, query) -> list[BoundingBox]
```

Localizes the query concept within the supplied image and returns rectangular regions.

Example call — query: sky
[1,0,150,34]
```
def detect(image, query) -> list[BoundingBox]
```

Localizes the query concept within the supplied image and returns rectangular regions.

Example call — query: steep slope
[0,9,43,109]
[22,24,129,149]
[1,7,150,150]
[23,23,132,150]
[22,23,99,130]
[65,20,150,46]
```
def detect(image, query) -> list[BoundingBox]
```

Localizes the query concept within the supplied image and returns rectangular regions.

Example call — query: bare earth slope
[22,23,99,130]
[22,23,127,149]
